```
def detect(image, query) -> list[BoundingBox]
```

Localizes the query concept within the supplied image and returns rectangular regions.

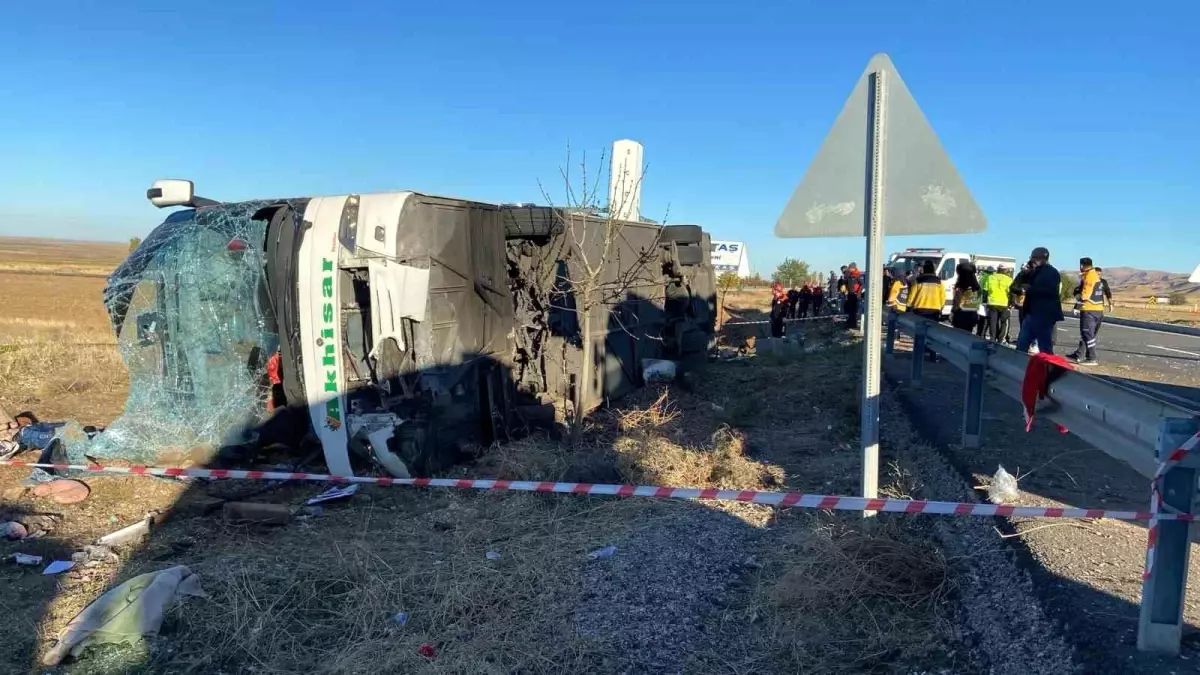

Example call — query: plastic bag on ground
[987,465,1020,505]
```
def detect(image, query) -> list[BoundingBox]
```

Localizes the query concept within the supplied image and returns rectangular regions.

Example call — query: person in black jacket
[797,284,812,318]
[1014,247,1065,354]
[950,262,982,333]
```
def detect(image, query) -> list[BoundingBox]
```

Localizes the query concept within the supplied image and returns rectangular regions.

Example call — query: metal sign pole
[861,69,887,513]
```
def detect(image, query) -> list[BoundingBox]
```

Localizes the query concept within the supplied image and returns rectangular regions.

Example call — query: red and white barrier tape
[1143,430,1200,580]
[0,460,1185,522]
[723,315,844,327]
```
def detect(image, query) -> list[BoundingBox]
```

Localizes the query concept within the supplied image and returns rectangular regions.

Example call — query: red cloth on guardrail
[1021,353,1074,433]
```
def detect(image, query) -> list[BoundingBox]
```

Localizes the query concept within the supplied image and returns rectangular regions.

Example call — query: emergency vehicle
[887,248,1017,316]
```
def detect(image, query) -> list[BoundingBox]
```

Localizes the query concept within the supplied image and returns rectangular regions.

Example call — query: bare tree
[716,271,740,328]
[539,145,664,444]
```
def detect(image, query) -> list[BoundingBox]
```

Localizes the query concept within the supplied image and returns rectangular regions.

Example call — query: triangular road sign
[776,53,987,238]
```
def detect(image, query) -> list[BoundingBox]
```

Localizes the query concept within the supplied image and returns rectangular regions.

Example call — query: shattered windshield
[65,202,278,464]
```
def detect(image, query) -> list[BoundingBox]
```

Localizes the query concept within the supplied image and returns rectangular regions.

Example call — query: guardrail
[885,311,1200,655]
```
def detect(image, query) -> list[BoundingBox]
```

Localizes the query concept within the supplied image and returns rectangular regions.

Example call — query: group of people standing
[886,247,1112,365]
[768,280,827,337]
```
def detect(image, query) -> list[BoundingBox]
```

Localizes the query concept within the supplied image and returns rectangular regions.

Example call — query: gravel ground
[878,393,1079,675]
[576,501,766,674]
[884,340,1200,674]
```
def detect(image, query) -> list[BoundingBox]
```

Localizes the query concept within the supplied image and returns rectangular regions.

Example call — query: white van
[887,248,1017,315]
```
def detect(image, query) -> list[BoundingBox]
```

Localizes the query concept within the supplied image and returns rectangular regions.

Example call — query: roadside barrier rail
[886,310,1199,656]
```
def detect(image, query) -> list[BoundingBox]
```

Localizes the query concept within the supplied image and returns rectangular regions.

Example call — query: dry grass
[616,389,680,430]
[54,489,664,674]
[0,262,128,424]
[613,425,785,490]
[735,514,954,673]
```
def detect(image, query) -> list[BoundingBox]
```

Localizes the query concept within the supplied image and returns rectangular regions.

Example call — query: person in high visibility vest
[951,262,983,333]
[1067,257,1105,365]
[886,266,908,312]
[907,261,944,318]
[975,266,994,337]
[906,261,943,361]
[984,265,1014,343]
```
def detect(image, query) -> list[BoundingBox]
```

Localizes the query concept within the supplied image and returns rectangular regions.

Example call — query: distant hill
[1100,266,1200,300]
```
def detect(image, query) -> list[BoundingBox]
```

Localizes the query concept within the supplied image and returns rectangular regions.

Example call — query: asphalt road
[1056,315,1200,411]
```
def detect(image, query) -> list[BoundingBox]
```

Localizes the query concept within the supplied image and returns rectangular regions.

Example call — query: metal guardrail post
[910,319,927,384]
[1138,417,1200,654]
[885,311,897,355]
[961,342,988,448]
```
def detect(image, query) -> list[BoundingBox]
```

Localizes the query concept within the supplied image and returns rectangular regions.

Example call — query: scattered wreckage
[67,179,716,477]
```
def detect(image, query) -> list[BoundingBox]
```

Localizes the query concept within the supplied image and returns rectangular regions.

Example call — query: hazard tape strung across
[723,315,844,327]
[1143,429,1200,580]
[0,460,1187,522]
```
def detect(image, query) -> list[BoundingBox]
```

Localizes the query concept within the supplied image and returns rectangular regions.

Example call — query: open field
[0,237,127,278]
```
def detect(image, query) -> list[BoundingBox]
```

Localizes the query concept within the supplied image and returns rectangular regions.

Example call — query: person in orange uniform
[843,263,863,329]
[769,281,789,338]
[1067,257,1104,365]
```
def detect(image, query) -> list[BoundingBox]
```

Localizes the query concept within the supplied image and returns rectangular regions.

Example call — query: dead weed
[744,515,954,673]
[614,425,785,490]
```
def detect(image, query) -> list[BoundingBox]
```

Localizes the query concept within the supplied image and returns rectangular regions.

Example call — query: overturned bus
[93,180,716,477]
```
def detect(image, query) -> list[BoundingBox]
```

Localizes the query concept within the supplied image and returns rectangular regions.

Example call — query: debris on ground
[30,478,91,504]
[71,545,119,567]
[97,516,152,548]
[0,512,61,540]
[485,551,502,561]
[42,560,74,575]
[391,611,409,626]
[11,552,42,566]
[305,484,359,505]
[986,465,1020,505]
[417,643,437,659]
[2,521,27,540]
[1,485,25,500]
[42,565,206,666]
[22,468,56,486]
[642,358,677,383]
[587,545,618,560]
[222,502,293,526]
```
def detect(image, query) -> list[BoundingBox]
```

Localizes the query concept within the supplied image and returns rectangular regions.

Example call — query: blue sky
[1,1,1197,275]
